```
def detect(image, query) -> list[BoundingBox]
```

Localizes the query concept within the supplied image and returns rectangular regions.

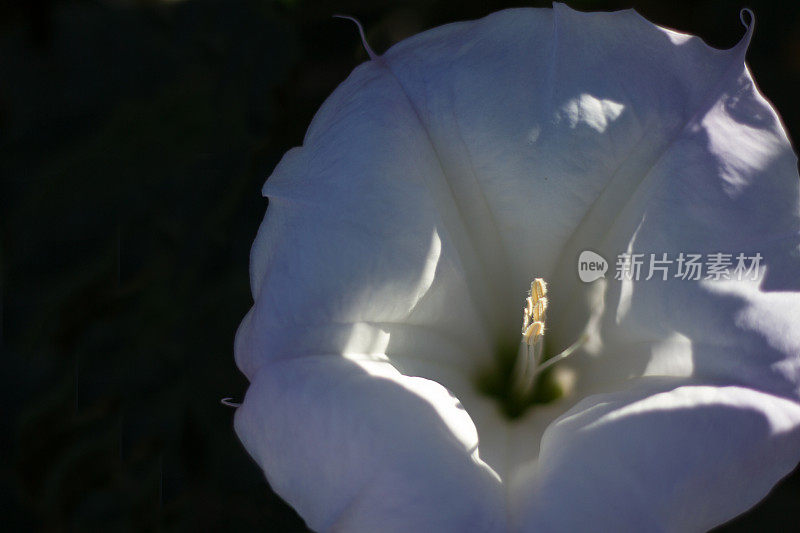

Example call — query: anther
[531,278,547,300]
[514,278,584,397]
[523,321,544,345]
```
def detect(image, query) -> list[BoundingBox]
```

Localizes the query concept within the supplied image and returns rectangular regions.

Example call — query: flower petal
[235,356,505,532]
[237,52,504,379]
[381,3,756,299]
[549,32,800,398]
[514,380,800,531]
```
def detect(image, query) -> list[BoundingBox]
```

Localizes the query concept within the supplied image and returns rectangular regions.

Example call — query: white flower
[233,4,800,531]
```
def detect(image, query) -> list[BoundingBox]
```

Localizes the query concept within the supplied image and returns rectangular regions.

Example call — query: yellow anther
[515,277,586,399]
[531,278,547,301]
[532,297,547,322]
[523,321,544,346]
[521,279,548,338]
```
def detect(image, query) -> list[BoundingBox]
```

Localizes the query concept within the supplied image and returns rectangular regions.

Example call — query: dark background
[1,0,798,530]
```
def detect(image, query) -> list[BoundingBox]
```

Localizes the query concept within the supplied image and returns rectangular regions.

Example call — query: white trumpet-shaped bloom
[234,4,800,531]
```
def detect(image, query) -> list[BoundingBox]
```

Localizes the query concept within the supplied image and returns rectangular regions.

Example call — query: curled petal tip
[737,8,755,50]
[221,397,242,408]
[333,14,378,61]
[740,8,754,30]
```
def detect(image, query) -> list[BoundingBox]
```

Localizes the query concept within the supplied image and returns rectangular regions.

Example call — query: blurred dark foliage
[1,0,798,531]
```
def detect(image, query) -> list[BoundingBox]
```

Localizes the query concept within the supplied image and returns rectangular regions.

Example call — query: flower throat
[475,278,585,420]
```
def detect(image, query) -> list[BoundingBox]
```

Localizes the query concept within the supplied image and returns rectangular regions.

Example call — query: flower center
[475,278,586,420]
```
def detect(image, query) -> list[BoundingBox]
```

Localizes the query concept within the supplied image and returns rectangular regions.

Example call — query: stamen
[523,320,544,345]
[514,278,585,397]
[531,278,547,300]
[532,297,547,322]
[521,278,547,346]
